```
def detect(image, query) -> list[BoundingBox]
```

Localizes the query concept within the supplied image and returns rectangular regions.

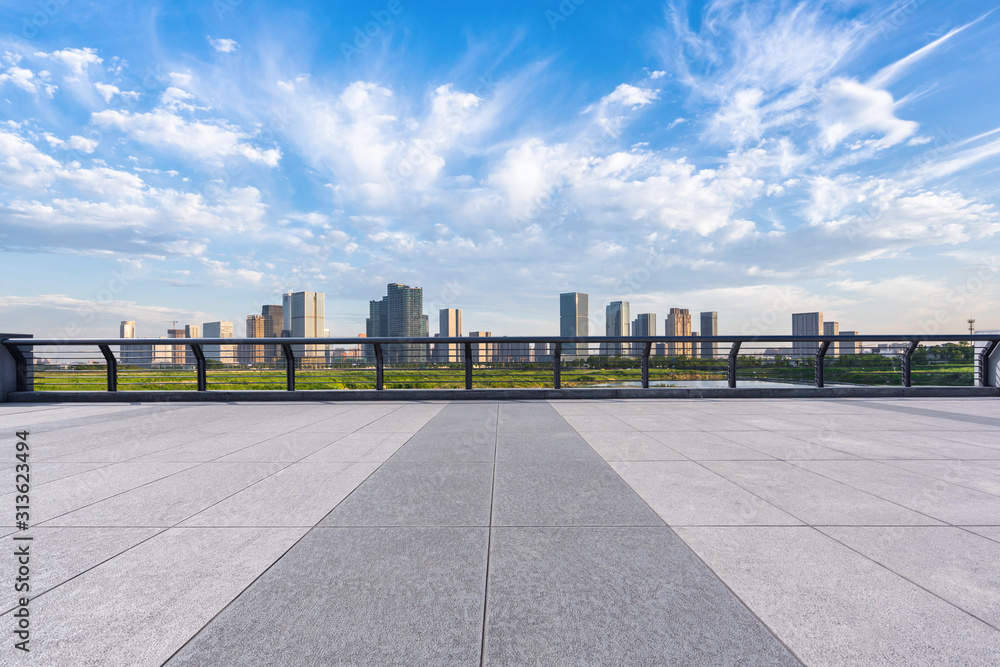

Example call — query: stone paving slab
[1,397,998,665]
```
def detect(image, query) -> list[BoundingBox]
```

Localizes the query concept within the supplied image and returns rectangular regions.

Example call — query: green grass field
[30,359,974,391]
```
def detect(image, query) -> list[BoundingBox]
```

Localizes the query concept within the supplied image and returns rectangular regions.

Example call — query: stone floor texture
[0,397,998,665]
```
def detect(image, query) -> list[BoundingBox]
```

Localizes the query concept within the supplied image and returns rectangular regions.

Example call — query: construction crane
[968,319,975,336]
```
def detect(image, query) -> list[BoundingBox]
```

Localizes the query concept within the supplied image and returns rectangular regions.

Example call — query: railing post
[191,344,207,392]
[373,343,383,391]
[98,345,117,392]
[3,342,29,392]
[641,341,651,389]
[901,340,919,387]
[464,342,472,390]
[815,340,831,388]
[282,344,295,391]
[727,342,741,388]
[553,342,562,390]
[979,340,999,387]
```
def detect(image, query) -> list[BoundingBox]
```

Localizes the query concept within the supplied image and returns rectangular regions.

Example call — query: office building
[240,315,266,365]
[605,301,630,356]
[700,311,718,360]
[560,292,589,359]
[183,325,201,365]
[261,305,283,363]
[631,312,655,356]
[366,283,428,362]
[824,321,840,357]
[283,291,326,364]
[496,339,530,363]
[792,312,823,358]
[436,308,462,363]
[665,308,692,357]
[840,331,861,356]
[166,327,187,366]
[203,321,236,364]
[119,320,143,365]
[470,331,494,363]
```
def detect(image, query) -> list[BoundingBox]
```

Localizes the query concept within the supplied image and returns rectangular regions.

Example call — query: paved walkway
[1,398,999,665]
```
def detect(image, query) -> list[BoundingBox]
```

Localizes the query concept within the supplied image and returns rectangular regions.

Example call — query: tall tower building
[665,308,692,357]
[470,331,494,363]
[366,283,428,362]
[632,313,656,355]
[241,315,266,365]
[283,291,326,364]
[823,320,840,357]
[700,311,718,360]
[560,292,589,359]
[839,331,861,355]
[119,320,144,366]
[792,312,823,358]
[203,321,235,364]
[605,301,630,356]
[166,327,187,366]
[438,308,462,362]
[260,305,283,363]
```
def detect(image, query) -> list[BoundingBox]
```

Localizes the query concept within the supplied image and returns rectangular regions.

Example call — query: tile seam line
[813,525,1000,633]
[565,405,808,666]
[157,405,426,665]
[876,458,1000,501]
[478,401,500,667]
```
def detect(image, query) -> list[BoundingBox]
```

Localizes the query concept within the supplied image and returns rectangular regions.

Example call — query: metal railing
[3,334,999,394]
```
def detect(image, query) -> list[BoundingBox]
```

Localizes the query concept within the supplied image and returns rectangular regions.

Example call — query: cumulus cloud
[91,108,281,166]
[35,47,102,80]
[208,37,239,53]
[818,78,917,150]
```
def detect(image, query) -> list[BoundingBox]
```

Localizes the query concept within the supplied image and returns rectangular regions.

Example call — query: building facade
[283,291,326,365]
[632,313,656,355]
[823,320,840,357]
[700,311,718,360]
[605,301,630,356]
[203,321,236,364]
[665,308,692,357]
[366,283,428,363]
[792,312,823,358]
[560,292,589,359]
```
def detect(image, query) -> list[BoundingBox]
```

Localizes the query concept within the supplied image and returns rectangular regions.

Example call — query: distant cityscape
[105,282,933,368]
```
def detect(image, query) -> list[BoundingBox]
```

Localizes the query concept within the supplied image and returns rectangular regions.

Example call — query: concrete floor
[1,398,998,665]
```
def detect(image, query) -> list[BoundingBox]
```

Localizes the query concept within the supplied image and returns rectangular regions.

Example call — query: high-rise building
[438,308,462,362]
[203,321,236,364]
[700,311,718,360]
[632,313,656,355]
[665,308,692,357]
[560,292,589,359]
[823,320,840,357]
[605,301,630,356]
[840,331,861,356]
[792,312,823,358]
[119,320,144,366]
[261,305,283,363]
[241,315,266,365]
[283,291,326,364]
[167,328,188,366]
[496,338,530,363]
[366,283,428,362]
[469,331,494,363]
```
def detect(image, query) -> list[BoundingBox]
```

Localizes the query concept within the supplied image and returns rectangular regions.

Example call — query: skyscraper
[560,292,589,359]
[203,321,235,364]
[242,315,266,365]
[700,311,718,360]
[665,308,692,357]
[119,320,144,366]
[366,283,428,362]
[470,331,494,363]
[824,320,840,357]
[632,313,656,356]
[166,327,186,366]
[439,308,462,362]
[261,304,283,363]
[605,301,630,356]
[283,291,326,364]
[792,312,823,358]
[840,331,861,355]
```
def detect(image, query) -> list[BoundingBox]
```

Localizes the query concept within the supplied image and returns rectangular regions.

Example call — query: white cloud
[160,86,196,111]
[867,16,987,89]
[94,82,140,103]
[818,78,917,151]
[35,47,102,80]
[601,83,659,109]
[91,108,281,166]
[208,37,239,53]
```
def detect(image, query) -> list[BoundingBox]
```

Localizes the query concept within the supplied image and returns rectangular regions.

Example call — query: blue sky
[2,0,999,340]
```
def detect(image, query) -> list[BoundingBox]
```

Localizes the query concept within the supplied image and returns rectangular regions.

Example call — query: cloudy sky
[2,0,999,340]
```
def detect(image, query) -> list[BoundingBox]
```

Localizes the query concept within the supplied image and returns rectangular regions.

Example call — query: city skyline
[3,1,998,340]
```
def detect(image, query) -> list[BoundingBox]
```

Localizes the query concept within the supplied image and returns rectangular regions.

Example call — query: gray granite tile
[390,429,497,462]
[884,459,1000,497]
[820,526,1000,626]
[5,526,305,666]
[484,527,799,666]
[493,462,663,527]
[718,431,860,460]
[181,461,379,527]
[165,527,488,667]
[611,461,801,526]
[577,430,687,460]
[677,526,1000,666]
[495,431,601,462]
[647,431,776,460]
[320,462,494,526]
[215,431,345,462]
[704,461,942,526]
[300,431,408,462]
